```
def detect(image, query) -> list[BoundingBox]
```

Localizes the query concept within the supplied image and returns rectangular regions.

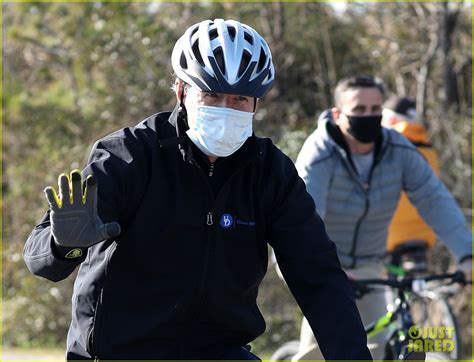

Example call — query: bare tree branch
[415,6,440,120]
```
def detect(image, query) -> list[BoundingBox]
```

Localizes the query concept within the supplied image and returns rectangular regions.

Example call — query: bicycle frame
[271,272,463,362]
[355,272,464,360]
[365,285,413,334]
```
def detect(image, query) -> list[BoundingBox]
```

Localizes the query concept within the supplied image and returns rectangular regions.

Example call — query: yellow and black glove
[44,170,121,248]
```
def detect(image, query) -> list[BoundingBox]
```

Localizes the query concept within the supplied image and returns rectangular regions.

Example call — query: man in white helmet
[23,19,371,361]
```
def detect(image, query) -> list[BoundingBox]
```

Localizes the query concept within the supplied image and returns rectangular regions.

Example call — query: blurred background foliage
[2,1,472,357]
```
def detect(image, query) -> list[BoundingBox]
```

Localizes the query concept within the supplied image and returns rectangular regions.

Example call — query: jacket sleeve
[267,148,372,361]
[402,145,472,262]
[295,134,332,219]
[23,131,149,282]
[23,210,88,282]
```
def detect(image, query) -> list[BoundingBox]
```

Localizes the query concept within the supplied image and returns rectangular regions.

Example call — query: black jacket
[23,110,371,360]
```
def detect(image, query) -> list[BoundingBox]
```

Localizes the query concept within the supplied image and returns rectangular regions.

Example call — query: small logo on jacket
[220,213,256,229]
[220,214,234,228]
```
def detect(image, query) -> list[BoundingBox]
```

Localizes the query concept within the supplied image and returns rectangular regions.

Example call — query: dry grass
[2,347,64,361]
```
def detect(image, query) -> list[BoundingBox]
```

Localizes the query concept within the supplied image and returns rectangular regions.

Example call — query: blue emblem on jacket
[220,214,234,228]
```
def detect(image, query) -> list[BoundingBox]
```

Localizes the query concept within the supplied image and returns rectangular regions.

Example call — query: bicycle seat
[391,240,428,255]
[390,241,428,273]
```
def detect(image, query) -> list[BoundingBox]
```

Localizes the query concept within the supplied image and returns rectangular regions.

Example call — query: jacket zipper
[190,161,216,298]
[190,157,255,297]
[197,211,214,296]
[206,211,213,226]
[348,196,370,268]
[340,150,381,268]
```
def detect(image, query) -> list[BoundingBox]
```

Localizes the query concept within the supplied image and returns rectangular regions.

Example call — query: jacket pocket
[86,287,104,357]
[87,288,104,357]
[87,242,117,356]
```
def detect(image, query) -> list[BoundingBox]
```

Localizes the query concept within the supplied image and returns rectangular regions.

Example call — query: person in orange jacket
[382,96,440,271]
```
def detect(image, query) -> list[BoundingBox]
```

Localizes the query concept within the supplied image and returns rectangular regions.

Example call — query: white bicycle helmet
[172,19,275,98]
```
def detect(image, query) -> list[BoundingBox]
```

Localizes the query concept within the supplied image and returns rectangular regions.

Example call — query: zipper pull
[206,211,213,226]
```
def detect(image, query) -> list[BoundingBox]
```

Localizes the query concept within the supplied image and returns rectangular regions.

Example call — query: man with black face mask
[293,75,472,361]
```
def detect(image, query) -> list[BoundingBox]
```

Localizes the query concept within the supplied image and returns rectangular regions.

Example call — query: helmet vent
[180,53,188,69]
[244,31,253,45]
[257,48,267,72]
[192,41,205,66]
[238,50,251,78]
[209,28,218,40]
[228,26,236,41]
[214,46,225,75]
[267,68,273,81]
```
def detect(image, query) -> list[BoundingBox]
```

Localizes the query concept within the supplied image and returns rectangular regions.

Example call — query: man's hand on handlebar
[458,257,472,284]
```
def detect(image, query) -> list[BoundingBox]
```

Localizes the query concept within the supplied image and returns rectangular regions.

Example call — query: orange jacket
[386,122,440,250]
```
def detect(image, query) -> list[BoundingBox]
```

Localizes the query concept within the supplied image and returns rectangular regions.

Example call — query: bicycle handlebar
[350,271,466,298]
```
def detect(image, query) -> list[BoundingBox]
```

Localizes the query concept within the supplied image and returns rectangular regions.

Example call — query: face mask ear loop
[178,83,189,129]
[175,83,194,162]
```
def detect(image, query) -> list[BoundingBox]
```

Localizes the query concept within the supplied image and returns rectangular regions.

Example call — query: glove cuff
[51,236,88,260]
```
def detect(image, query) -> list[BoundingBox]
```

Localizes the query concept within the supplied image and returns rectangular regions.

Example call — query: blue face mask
[186,105,254,157]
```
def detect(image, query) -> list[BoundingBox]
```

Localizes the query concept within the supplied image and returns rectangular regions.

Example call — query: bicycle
[271,271,467,361]
[386,242,464,360]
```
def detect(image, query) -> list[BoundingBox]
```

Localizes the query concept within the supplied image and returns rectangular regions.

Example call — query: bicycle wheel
[410,295,461,360]
[270,341,300,361]
[425,351,452,360]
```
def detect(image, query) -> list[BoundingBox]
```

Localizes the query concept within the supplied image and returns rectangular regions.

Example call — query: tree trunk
[439,1,460,108]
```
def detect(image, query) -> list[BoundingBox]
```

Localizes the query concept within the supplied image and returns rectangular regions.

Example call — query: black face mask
[344,114,382,143]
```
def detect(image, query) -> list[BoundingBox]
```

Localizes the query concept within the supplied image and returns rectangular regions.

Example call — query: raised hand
[44,170,121,248]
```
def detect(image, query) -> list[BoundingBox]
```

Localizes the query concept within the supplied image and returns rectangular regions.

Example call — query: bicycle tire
[424,351,453,361]
[410,294,461,360]
[270,341,300,361]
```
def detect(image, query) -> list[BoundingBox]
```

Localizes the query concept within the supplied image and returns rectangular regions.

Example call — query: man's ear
[175,79,185,102]
[331,107,340,125]
[175,79,181,102]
